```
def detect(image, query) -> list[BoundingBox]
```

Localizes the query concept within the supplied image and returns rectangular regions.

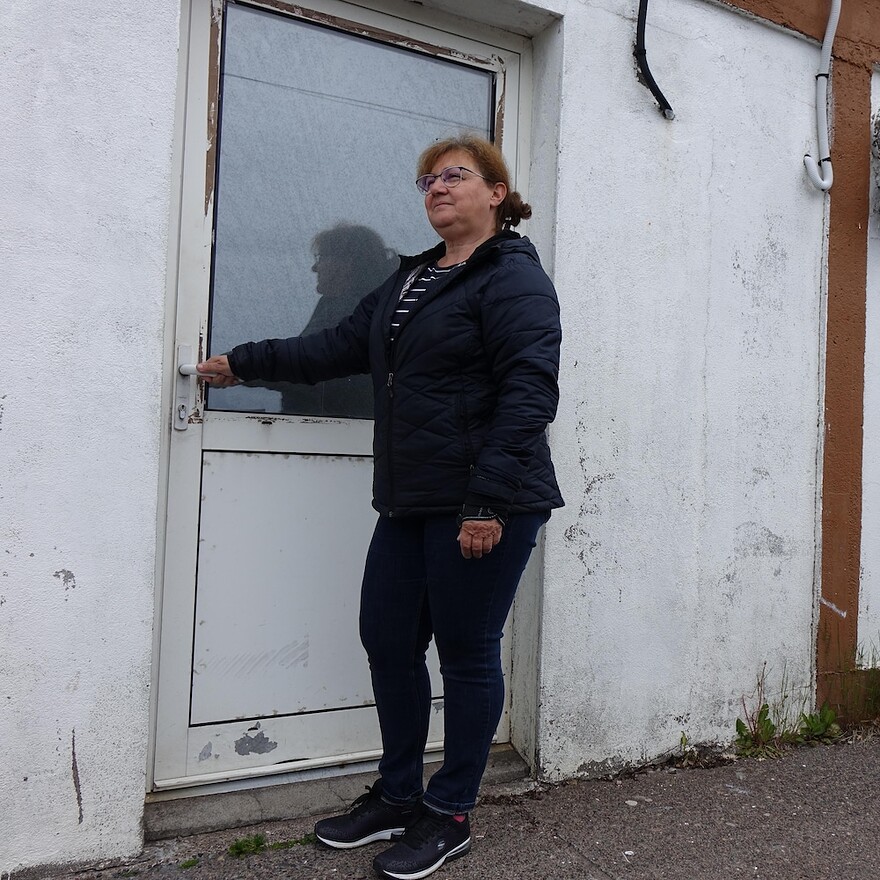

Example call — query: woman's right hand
[197,355,240,387]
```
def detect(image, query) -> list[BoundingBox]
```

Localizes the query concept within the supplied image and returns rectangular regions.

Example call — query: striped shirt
[390,262,464,342]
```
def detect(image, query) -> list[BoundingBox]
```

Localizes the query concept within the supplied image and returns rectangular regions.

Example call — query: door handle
[174,345,197,432]
[180,363,219,377]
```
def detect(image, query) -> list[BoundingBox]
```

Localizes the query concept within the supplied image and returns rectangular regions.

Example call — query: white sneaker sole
[316,826,406,849]
[377,837,472,879]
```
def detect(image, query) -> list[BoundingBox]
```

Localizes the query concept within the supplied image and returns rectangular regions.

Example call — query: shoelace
[347,784,378,814]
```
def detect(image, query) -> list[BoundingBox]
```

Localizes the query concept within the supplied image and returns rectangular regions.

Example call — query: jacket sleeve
[226,284,381,383]
[465,261,561,510]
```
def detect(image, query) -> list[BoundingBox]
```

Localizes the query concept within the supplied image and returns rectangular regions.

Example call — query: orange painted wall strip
[820,59,871,695]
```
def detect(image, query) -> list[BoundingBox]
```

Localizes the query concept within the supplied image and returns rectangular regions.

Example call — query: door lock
[174,345,198,432]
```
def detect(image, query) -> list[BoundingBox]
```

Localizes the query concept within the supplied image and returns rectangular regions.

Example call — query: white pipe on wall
[804,0,842,191]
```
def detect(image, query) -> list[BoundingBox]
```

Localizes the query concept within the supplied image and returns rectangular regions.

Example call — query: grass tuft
[228,833,266,857]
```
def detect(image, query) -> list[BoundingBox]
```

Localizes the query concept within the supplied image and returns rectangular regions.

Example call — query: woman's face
[422,149,505,242]
[312,249,347,297]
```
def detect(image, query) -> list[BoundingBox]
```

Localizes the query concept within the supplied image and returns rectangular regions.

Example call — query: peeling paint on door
[234,722,278,756]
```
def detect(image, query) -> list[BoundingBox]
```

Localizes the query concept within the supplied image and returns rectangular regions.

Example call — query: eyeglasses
[415,166,490,194]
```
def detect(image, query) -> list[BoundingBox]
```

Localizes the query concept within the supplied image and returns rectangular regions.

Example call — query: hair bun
[503,191,532,229]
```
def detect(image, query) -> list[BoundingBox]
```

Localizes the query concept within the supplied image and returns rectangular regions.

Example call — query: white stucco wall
[0,2,180,871]
[538,0,826,777]
[1,0,836,868]
[858,69,880,663]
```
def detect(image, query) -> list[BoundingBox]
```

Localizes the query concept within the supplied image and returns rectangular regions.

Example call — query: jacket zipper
[386,361,395,516]
[384,267,420,518]
[458,389,475,469]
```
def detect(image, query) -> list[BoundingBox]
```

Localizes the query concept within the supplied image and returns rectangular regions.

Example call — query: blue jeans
[359,511,548,815]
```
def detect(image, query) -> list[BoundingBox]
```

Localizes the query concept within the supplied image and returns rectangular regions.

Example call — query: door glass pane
[207,3,494,417]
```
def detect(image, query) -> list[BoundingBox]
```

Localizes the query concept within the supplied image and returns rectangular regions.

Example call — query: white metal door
[153,0,524,790]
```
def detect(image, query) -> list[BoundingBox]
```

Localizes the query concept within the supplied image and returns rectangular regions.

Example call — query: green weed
[735,703,784,757]
[228,833,266,857]
[735,664,843,756]
[179,858,199,869]
[799,703,842,743]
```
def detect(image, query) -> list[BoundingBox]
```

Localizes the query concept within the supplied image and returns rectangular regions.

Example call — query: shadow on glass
[252,224,397,420]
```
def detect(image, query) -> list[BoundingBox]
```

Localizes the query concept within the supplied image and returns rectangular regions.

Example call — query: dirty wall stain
[71,729,83,824]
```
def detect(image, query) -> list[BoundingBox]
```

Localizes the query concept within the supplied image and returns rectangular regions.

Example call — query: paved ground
[61,735,880,880]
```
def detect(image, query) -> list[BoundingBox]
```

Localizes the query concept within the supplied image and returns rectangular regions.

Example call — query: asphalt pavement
[59,734,880,880]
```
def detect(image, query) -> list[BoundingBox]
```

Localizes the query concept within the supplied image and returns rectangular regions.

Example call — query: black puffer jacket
[228,231,564,517]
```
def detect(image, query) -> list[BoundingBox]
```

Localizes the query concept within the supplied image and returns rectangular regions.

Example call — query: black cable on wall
[634,0,675,120]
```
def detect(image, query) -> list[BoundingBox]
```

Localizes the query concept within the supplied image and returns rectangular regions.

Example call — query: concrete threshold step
[143,744,528,841]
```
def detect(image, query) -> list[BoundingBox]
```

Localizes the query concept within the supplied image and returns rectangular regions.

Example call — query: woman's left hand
[457,519,503,559]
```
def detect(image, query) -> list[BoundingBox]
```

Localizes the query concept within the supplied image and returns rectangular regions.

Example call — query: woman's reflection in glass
[280,225,398,419]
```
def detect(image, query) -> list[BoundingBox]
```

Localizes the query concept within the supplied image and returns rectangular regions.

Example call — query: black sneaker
[372,808,471,879]
[314,781,421,849]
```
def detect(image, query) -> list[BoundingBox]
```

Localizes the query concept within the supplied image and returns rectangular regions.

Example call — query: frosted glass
[207,4,493,416]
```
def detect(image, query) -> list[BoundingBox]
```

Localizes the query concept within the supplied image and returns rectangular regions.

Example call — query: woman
[198,135,563,879]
